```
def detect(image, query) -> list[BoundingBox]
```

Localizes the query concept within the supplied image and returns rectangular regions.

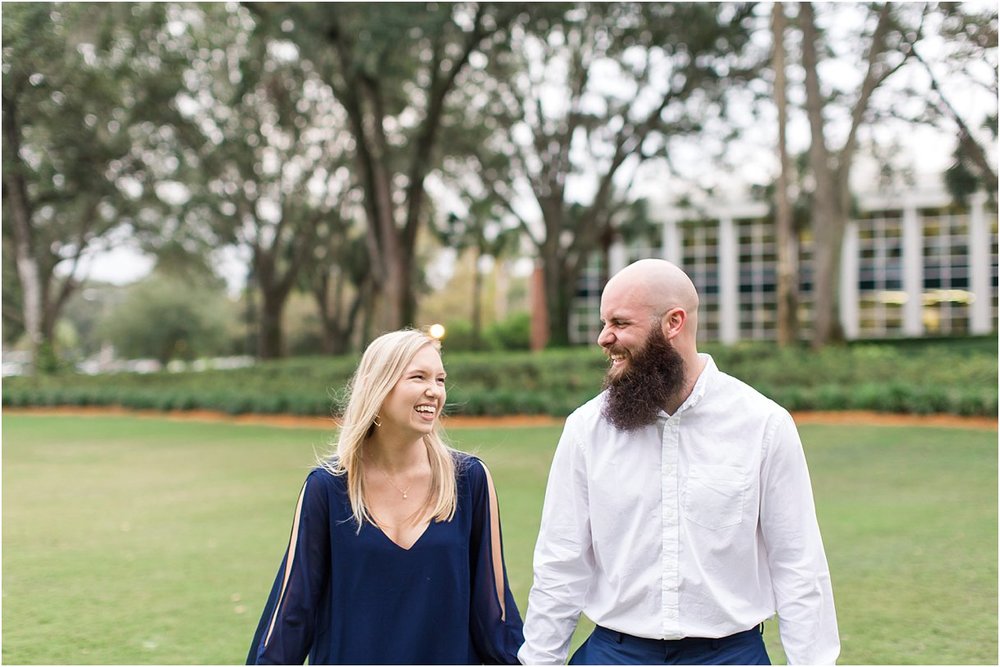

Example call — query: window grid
[680,222,720,342]
[856,212,905,338]
[567,201,995,345]
[737,219,777,340]
[568,254,605,345]
[797,231,816,341]
[922,211,971,335]
[991,215,998,330]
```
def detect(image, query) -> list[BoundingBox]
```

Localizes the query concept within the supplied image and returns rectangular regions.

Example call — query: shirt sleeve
[468,458,526,664]
[247,470,332,665]
[759,410,840,665]
[518,417,595,665]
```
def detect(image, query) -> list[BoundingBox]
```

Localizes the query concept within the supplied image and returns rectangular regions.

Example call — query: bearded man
[518,259,840,665]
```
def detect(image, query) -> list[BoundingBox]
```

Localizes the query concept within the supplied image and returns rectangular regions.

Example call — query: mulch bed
[4,406,996,431]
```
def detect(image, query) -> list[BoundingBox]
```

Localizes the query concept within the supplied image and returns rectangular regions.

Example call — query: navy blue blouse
[247,453,524,665]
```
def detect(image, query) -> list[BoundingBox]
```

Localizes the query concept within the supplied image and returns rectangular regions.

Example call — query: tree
[771,3,995,347]
[301,208,373,356]
[99,272,235,365]
[902,3,998,202]
[250,3,526,333]
[461,3,761,345]
[771,3,799,346]
[799,2,915,348]
[169,4,351,359]
[2,3,188,371]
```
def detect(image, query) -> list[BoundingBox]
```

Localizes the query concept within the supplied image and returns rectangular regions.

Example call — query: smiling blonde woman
[247,329,524,665]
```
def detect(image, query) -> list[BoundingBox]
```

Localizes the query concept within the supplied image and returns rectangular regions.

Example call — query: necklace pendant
[402,492,408,499]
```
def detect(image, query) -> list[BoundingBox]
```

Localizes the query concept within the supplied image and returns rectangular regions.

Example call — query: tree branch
[838,4,910,189]
[911,40,998,190]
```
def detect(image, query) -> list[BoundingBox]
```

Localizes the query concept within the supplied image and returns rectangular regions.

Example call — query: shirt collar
[659,352,717,419]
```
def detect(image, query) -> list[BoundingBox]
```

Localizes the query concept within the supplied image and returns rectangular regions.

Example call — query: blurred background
[2,2,996,376]
[3,5,997,665]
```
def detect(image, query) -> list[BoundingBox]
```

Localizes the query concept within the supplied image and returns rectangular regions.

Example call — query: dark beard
[601,327,686,431]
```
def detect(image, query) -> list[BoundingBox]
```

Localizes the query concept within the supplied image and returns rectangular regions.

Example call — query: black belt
[594,624,764,651]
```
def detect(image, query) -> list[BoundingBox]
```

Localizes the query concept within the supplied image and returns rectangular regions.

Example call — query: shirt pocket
[682,464,747,530]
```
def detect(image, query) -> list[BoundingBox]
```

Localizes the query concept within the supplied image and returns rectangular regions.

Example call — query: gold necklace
[376,466,411,500]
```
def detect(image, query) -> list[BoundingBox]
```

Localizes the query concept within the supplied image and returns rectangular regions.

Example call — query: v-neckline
[372,519,432,551]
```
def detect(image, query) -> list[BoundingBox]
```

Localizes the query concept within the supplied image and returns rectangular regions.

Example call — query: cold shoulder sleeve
[247,470,332,665]
[467,458,525,664]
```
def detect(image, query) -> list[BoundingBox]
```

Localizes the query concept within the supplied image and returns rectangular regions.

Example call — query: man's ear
[661,307,686,340]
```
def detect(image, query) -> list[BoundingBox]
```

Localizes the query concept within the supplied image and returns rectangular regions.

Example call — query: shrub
[485,313,532,351]
[2,338,995,417]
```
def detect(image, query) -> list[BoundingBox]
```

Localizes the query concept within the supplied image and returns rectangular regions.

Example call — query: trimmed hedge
[3,338,996,417]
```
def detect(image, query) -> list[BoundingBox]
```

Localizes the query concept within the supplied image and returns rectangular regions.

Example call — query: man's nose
[597,326,614,348]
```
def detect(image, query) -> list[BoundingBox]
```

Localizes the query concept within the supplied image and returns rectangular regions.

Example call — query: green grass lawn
[2,414,996,664]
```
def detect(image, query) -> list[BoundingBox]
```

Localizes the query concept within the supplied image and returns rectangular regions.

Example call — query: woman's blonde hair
[320,329,457,529]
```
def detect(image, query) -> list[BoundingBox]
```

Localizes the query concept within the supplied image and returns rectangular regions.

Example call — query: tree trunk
[372,165,407,333]
[543,257,574,347]
[398,248,417,329]
[252,244,294,360]
[529,262,549,351]
[333,60,406,334]
[244,273,258,359]
[772,4,799,346]
[471,249,484,348]
[314,270,366,356]
[335,285,366,355]
[359,278,378,350]
[314,271,336,355]
[257,286,285,360]
[3,101,46,372]
[358,136,409,333]
[801,2,845,349]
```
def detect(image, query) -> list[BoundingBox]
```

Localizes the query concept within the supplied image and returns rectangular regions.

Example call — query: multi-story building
[569,188,998,345]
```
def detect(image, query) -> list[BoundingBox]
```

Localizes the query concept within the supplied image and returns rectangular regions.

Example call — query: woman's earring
[372,415,382,428]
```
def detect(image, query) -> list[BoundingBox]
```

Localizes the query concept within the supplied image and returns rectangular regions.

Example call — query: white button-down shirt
[518,354,839,665]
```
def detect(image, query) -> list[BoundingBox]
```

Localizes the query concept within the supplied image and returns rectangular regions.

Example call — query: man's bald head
[604,259,700,324]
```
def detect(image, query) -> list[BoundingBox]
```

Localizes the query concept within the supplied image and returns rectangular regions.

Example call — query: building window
[566,192,996,346]
[922,210,972,335]
[680,222,720,342]
[568,254,605,345]
[856,211,905,337]
[797,227,815,340]
[736,218,777,340]
[991,214,999,330]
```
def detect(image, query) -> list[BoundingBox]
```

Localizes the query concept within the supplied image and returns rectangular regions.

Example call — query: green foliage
[438,319,478,351]
[439,314,532,352]
[160,3,357,359]
[2,3,194,361]
[3,338,997,417]
[98,273,236,365]
[32,340,61,374]
[484,312,532,351]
